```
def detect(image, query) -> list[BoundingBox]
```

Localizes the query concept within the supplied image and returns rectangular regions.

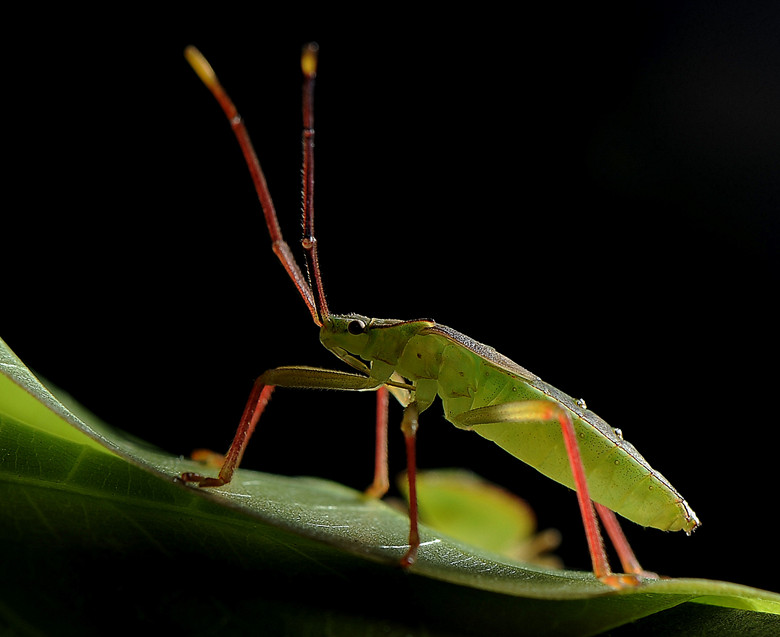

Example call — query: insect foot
[599,571,661,589]
[399,546,418,569]
[179,472,227,488]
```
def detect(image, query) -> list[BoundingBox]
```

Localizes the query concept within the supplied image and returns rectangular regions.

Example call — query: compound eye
[347,319,367,335]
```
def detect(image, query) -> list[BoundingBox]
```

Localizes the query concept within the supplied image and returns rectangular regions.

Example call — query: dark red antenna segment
[299,43,329,323]
[184,45,326,326]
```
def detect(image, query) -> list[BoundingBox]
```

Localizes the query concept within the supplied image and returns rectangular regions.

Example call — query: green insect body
[181,44,700,585]
[322,314,698,534]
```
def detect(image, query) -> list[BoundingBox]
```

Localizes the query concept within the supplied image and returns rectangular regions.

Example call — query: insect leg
[180,366,383,487]
[365,374,414,498]
[595,503,658,579]
[365,385,390,498]
[452,400,641,588]
[181,379,274,487]
[399,401,421,567]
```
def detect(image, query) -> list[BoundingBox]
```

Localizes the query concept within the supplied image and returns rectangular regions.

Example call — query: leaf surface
[1,337,778,636]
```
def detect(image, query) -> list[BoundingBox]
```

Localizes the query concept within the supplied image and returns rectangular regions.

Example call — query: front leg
[180,365,384,487]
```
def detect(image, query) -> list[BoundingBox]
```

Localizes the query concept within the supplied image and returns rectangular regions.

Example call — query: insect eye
[347,319,366,335]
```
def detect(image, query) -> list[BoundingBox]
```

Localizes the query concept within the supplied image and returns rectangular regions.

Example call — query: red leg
[399,402,420,567]
[555,407,644,587]
[365,386,390,498]
[595,502,658,579]
[552,406,612,580]
[453,400,645,587]
[181,381,275,487]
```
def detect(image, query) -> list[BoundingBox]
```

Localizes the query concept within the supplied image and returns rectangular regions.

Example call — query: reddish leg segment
[399,401,421,567]
[452,400,643,587]
[556,407,646,586]
[181,381,275,487]
[365,385,390,498]
[553,406,613,580]
[181,366,383,486]
[595,503,658,579]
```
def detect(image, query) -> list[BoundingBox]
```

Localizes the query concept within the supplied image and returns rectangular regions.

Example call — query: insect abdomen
[432,343,697,533]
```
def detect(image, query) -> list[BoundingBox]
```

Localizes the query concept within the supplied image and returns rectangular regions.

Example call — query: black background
[4,3,779,594]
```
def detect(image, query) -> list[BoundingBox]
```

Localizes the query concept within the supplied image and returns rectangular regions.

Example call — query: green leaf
[1,337,779,636]
[396,467,564,566]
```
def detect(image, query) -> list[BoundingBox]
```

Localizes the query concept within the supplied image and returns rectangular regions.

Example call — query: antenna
[184,45,329,326]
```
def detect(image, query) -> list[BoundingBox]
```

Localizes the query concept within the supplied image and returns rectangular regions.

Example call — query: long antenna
[184,45,326,326]
[299,43,329,323]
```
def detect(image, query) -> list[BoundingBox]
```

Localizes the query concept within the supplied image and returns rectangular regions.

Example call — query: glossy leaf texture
[1,337,779,636]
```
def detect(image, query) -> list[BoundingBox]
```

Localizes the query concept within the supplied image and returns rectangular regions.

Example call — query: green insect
[180,44,700,588]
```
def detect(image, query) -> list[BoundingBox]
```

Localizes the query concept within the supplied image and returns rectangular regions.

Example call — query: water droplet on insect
[576,398,587,409]
[614,428,623,440]
[614,460,619,465]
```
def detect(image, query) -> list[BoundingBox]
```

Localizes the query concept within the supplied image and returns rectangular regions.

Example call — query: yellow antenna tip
[184,45,219,88]
[301,42,319,78]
